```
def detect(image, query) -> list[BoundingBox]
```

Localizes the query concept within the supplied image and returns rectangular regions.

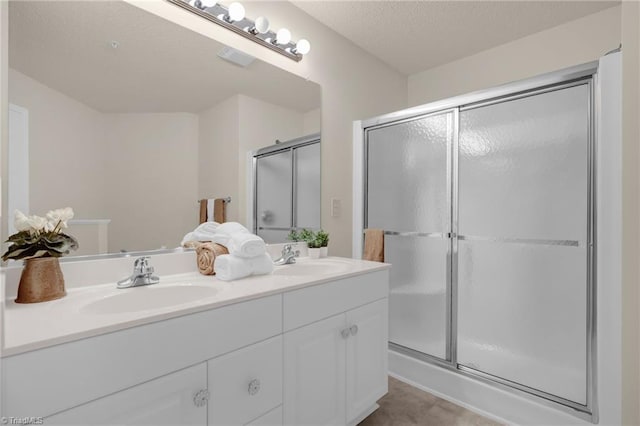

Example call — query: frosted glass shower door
[294,143,321,229]
[256,151,292,243]
[457,83,591,405]
[366,111,452,360]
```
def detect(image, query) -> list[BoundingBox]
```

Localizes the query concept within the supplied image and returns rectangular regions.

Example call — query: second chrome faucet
[117,256,160,289]
[273,244,299,266]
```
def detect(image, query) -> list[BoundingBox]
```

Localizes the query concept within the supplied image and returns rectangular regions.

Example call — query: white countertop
[2,257,390,357]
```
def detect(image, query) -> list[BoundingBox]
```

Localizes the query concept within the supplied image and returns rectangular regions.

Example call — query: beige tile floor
[359,377,503,426]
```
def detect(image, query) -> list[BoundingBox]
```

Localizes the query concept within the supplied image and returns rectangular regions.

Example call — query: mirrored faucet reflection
[117,256,160,289]
[274,244,299,265]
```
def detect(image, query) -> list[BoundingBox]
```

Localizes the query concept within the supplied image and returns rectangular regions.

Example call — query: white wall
[198,95,240,222]
[198,93,311,227]
[408,6,621,106]
[103,113,199,253]
[127,0,408,257]
[303,108,321,135]
[621,1,640,424]
[237,94,307,225]
[8,69,107,219]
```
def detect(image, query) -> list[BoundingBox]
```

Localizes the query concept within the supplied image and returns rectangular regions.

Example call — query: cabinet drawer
[46,363,207,425]
[208,336,283,425]
[284,270,388,331]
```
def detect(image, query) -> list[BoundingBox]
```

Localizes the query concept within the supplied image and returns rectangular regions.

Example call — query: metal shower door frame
[252,133,320,236]
[361,61,598,421]
[363,108,456,366]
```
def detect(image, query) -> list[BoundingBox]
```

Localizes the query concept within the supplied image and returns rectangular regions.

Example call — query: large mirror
[6,0,321,257]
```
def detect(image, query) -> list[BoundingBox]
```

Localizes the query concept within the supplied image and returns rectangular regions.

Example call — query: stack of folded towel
[212,222,273,281]
[182,221,273,281]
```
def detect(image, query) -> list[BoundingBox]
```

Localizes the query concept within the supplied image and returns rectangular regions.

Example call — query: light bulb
[294,39,311,55]
[228,2,245,21]
[275,28,291,45]
[253,16,270,34]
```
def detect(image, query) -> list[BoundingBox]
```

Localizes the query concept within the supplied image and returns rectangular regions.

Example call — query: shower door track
[362,61,598,422]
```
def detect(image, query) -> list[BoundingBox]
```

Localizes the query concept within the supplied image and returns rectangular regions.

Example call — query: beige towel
[363,229,384,262]
[196,242,229,275]
[214,198,226,223]
[199,200,208,224]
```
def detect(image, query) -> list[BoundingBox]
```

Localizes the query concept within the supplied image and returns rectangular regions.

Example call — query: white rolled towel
[227,233,266,258]
[181,232,196,246]
[192,221,220,241]
[214,255,252,281]
[214,253,274,281]
[250,252,275,275]
[181,221,220,245]
[211,222,250,246]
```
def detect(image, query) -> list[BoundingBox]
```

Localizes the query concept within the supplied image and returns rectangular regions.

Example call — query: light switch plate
[331,198,341,217]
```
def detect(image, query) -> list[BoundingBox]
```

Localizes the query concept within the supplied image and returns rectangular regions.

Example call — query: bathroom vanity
[1,256,389,426]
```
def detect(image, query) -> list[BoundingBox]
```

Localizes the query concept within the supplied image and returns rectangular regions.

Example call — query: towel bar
[197,197,232,204]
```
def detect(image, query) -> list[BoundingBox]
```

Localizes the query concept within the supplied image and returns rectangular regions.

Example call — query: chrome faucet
[117,256,160,289]
[274,244,299,265]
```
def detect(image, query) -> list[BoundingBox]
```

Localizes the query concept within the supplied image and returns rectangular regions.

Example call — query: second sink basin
[81,284,218,315]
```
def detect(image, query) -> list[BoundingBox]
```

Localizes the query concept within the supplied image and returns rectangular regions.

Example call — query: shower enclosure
[253,134,320,243]
[361,64,595,417]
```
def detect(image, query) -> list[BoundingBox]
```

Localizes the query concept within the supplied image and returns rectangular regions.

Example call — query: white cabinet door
[345,299,388,422]
[46,363,208,425]
[284,314,347,426]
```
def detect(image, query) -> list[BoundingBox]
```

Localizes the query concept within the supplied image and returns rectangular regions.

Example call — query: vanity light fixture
[167,0,310,62]
[188,0,216,10]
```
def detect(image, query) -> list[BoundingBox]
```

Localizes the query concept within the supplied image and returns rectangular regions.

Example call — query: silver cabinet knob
[341,328,350,339]
[248,379,261,396]
[193,389,210,407]
[350,325,358,335]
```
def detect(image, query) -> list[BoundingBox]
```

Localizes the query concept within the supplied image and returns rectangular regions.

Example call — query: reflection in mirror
[6,0,321,259]
[253,134,320,244]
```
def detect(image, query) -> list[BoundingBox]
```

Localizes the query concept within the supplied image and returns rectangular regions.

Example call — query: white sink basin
[81,284,218,315]
[274,259,352,277]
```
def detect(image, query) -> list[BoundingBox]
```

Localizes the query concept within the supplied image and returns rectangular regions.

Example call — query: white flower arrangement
[3,207,79,261]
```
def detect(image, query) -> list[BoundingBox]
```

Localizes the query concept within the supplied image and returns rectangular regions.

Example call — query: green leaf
[287,230,300,242]
[2,231,79,261]
[299,229,314,243]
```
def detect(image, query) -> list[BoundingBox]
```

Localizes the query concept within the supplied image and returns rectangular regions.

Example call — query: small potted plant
[316,230,329,258]
[306,233,322,259]
[3,208,78,303]
[287,229,300,242]
[297,229,320,258]
[287,229,309,256]
[298,228,314,244]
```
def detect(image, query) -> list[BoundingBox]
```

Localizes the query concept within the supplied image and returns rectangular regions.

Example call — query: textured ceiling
[9,1,320,113]
[291,0,620,75]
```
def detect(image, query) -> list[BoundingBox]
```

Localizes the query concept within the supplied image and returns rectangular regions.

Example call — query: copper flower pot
[15,257,66,303]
